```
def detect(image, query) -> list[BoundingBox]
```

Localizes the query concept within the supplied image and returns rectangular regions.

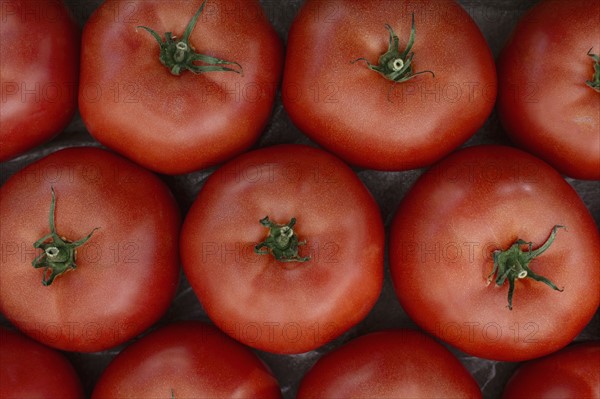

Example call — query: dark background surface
[1,1,598,398]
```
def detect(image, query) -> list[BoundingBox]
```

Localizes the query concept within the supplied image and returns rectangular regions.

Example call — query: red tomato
[79,0,283,175]
[497,0,600,180]
[91,321,281,399]
[0,327,84,399]
[282,0,497,171]
[180,144,384,354]
[0,147,180,352]
[0,0,79,162]
[389,145,600,361]
[502,341,600,399]
[297,329,481,398]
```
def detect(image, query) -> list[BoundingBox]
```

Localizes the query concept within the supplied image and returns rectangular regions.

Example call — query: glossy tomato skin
[497,0,600,180]
[79,0,283,175]
[297,329,481,399]
[0,0,79,162]
[502,341,600,399]
[389,145,600,361]
[91,322,281,399]
[180,144,384,354]
[0,147,180,352]
[0,327,84,399]
[282,0,497,171]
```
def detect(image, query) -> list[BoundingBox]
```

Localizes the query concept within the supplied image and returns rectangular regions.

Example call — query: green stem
[488,225,564,310]
[586,48,600,92]
[32,188,98,286]
[255,216,310,263]
[351,13,434,84]
[137,0,242,76]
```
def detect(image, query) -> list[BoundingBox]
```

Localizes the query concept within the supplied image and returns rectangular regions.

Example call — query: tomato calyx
[488,225,564,310]
[32,188,99,286]
[586,48,600,92]
[351,13,434,86]
[254,216,310,263]
[137,0,242,76]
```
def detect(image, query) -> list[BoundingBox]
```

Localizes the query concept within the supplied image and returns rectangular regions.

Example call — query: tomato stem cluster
[352,14,434,86]
[137,0,242,76]
[488,225,564,310]
[32,188,98,286]
[255,216,310,263]
[586,48,600,92]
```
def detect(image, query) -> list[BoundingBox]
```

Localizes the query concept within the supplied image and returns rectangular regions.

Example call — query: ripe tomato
[0,327,84,399]
[91,321,281,399]
[502,341,600,399]
[389,145,600,361]
[0,0,79,162]
[180,144,384,354]
[79,0,283,175]
[297,329,481,398]
[497,0,600,180]
[0,147,180,352]
[282,0,496,171]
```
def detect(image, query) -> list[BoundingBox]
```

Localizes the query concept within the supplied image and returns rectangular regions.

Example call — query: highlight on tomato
[389,145,600,361]
[180,144,384,354]
[282,0,497,171]
[91,322,281,399]
[0,147,181,352]
[297,329,482,399]
[79,0,283,174]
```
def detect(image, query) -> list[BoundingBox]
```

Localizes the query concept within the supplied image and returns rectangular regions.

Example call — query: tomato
[282,0,496,171]
[0,147,180,352]
[0,327,84,399]
[497,0,600,180]
[0,0,79,162]
[297,329,481,398]
[389,145,600,361]
[78,0,283,175]
[91,321,281,399]
[180,144,384,354]
[502,341,600,399]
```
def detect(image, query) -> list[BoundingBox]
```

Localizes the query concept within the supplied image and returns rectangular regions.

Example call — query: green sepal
[255,216,310,263]
[488,225,564,310]
[137,0,242,76]
[32,188,99,286]
[586,48,600,92]
[352,13,434,85]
